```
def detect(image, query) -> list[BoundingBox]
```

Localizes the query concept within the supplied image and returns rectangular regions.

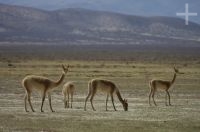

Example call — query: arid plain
[0,44,200,132]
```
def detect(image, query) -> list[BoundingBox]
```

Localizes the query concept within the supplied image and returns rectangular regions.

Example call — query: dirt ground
[0,61,200,132]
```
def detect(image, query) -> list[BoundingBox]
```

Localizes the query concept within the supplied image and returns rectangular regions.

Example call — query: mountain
[0,3,200,45]
[0,0,199,24]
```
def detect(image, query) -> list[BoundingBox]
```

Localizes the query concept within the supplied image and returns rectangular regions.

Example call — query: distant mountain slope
[0,0,199,24]
[0,3,200,44]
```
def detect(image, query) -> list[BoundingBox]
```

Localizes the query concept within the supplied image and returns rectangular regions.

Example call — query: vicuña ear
[65,64,69,69]
[174,65,177,70]
[124,99,127,103]
[174,66,179,73]
[62,64,65,70]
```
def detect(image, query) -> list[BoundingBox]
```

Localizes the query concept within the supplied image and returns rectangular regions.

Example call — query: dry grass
[0,60,200,132]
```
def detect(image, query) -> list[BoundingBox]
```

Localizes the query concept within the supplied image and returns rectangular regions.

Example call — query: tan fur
[22,65,69,112]
[149,67,184,106]
[84,78,128,111]
[62,82,75,108]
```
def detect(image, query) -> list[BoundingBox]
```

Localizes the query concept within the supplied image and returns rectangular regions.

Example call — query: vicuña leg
[71,92,73,108]
[166,90,171,106]
[111,94,117,111]
[106,94,109,111]
[24,93,28,112]
[84,91,91,111]
[27,92,35,112]
[165,93,168,106]
[67,92,69,108]
[48,92,54,112]
[149,89,153,106]
[90,90,96,111]
[41,92,46,112]
[152,90,157,106]
[63,93,67,108]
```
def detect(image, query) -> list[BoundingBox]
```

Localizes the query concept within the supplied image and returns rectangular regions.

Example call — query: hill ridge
[0,3,200,45]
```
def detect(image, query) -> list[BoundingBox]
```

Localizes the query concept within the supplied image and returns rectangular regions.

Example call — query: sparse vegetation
[0,44,200,131]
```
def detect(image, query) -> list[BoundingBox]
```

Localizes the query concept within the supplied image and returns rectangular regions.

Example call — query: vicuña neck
[171,73,177,85]
[116,88,124,105]
[53,72,65,87]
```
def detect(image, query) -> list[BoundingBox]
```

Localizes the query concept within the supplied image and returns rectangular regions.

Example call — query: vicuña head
[122,99,128,111]
[62,64,69,74]
[174,66,184,74]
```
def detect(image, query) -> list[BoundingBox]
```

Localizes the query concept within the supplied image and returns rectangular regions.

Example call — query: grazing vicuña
[62,82,75,108]
[84,78,128,111]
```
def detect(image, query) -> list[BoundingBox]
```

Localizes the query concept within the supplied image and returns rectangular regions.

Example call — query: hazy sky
[0,0,199,23]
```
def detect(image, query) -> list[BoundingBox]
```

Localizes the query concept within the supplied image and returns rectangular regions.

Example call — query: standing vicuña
[149,66,184,106]
[84,79,128,111]
[22,65,69,112]
[62,82,75,108]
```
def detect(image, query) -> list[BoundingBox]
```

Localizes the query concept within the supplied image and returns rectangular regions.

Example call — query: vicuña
[22,65,69,112]
[84,78,128,111]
